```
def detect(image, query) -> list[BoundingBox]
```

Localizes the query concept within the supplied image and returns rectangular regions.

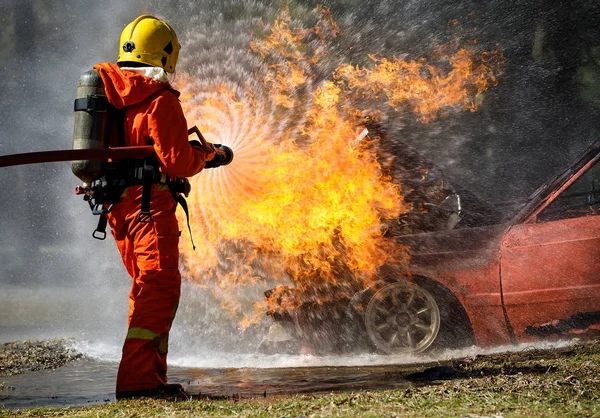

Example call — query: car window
[537,157,600,222]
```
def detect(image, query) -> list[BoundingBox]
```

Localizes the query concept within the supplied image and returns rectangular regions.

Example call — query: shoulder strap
[112,107,127,148]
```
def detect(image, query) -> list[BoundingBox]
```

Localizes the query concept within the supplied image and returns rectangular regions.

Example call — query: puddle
[178,363,413,398]
[0,358,415,409]
[0,359,116,409]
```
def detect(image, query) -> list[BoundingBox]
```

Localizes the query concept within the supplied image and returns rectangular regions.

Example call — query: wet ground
[2,340,597,416]
[0,358,419,409]
[0,342,580,409]
[1,339,576,410]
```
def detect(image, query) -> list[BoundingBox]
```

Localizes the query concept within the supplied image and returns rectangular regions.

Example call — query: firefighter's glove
[190,139,217,164]
[189,139,203,149]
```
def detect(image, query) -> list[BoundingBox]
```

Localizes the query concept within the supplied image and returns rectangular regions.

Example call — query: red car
[260,140,600,355]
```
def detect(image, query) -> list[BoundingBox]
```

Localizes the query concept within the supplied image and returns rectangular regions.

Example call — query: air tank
[72,69,109,185]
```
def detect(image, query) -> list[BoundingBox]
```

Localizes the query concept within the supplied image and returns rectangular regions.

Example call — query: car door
[499,155,600,341]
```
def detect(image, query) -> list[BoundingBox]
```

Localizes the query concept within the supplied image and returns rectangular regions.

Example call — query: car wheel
[364,281,441,354]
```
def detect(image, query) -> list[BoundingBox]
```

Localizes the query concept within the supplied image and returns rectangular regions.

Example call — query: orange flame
[175,7,502,327]
[335,47,503,122]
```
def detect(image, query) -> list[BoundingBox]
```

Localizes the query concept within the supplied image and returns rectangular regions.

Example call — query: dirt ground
[1,339,599,417]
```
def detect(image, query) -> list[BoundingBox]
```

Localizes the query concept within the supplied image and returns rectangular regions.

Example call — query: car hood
[396,223,509,274]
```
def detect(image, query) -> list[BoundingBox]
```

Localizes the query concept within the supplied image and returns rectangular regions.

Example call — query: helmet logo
[122,41,136,53]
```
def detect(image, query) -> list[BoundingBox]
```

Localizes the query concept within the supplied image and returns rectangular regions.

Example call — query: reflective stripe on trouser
[108,187,182,393]
[126,327,169,354]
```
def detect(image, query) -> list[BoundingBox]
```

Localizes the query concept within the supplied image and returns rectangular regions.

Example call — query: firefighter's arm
[147,91,213,178]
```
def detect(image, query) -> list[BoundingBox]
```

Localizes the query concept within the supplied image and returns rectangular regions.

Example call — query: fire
[335,48,503,123]
[175,7,503,326]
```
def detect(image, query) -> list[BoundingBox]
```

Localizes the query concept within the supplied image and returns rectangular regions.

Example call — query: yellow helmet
[117,15,180,73]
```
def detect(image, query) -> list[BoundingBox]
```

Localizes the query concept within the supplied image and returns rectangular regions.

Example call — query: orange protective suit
[94,62,211,394]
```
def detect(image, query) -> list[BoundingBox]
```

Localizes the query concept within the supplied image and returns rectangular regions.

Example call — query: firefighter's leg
[115,191,181,393]
[109,210,141,328]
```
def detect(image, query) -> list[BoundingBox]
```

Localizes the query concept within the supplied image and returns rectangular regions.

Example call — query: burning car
[259,139,600,355]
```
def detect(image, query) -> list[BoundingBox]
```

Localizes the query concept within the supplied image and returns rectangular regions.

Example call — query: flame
[335,47,503,123]
[175,7,503,327]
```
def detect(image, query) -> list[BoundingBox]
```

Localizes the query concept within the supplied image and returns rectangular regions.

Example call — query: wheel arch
[410,274,476,349]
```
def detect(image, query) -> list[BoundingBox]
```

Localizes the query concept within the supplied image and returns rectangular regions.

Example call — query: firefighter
[93,15,215,399]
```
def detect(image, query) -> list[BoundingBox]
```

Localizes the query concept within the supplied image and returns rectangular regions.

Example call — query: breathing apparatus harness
[72,69,233,248]
[75,151,194,244]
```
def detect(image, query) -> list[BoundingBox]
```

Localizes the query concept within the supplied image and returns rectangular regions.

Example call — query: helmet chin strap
[167,70,177,84]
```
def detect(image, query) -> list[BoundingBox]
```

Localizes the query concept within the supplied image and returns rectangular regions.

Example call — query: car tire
[363,278,474,354]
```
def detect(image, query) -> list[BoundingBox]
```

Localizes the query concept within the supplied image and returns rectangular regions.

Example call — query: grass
[1,341,600,417]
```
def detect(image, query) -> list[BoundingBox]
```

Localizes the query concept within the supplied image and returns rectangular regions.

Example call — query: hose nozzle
[187,125,234,169]
[204,144,233,169]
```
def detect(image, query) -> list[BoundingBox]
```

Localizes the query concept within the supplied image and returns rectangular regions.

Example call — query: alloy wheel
[365,282,441,354]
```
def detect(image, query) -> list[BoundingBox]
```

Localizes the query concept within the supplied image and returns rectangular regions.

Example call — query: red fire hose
[0,146,156,168]
[0,127,218,169]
